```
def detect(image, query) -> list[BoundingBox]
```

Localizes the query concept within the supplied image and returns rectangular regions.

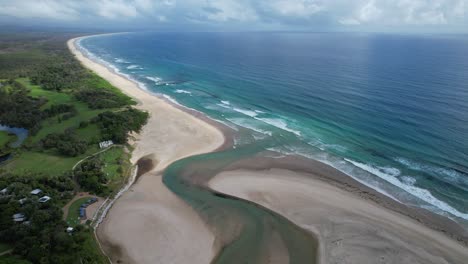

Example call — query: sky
[0,0,466,33]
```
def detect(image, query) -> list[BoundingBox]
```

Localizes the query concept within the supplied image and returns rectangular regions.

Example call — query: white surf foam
[232,107,258,117]
[175,89,192,94]
[395,157,468,187]
[255,117,301,136]
[345,158,468,220]
[127,64,143,70]
[227,118,273,136]
[115,58,130,64]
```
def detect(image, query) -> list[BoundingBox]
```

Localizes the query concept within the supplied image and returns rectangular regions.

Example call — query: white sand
[68,36,225,264]
[210,169,468,264]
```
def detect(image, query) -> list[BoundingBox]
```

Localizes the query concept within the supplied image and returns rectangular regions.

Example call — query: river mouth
[162,145,319,264]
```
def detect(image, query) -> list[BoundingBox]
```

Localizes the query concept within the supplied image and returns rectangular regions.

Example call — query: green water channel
[162,144,318,264]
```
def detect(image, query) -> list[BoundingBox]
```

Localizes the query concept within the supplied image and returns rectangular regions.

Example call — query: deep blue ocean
[79,32,468,225]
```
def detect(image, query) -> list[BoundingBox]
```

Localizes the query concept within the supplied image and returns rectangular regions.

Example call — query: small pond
[0,124,28,148]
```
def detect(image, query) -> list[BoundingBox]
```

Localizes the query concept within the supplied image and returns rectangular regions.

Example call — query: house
[30,189,42,195]
[19,198,27,205]
[12,213,26,222]
[0,188,7,195]
[99,140,114,149]
[38,196,51,203]
[66,227,74,233]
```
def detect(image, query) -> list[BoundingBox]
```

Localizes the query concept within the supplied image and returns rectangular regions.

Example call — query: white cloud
[267,0,325,17]
[0,0,466,31]
[0,0,79,20]
[339,18,361,25]
[359,0,382,22]
[202,0,258,22]
[96,0,139,19]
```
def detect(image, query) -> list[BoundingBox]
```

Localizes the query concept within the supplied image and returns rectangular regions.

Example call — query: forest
[0,32,148,263]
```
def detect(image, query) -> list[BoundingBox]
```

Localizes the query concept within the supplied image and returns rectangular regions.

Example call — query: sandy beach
[209,163,468,264]
[68,36,225,264]
[69,34,468,264]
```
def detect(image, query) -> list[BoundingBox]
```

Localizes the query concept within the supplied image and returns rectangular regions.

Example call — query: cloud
[0,0,466,32]
[0,0,80,20]
[96,0,139,19]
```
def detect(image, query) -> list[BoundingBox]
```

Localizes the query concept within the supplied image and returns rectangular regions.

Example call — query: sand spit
[209,156,468,264]
[68,36,225,264]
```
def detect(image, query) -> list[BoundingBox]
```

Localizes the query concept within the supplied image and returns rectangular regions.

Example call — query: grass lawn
[0,131,16,149]
[66,197,93,227]
[4,145,99,177]
[17,78,106,144]
[80,232,109,264]
[0,242,12,252]
[0,255,31,264]
[99,147,131,192]
[2,78,107,176]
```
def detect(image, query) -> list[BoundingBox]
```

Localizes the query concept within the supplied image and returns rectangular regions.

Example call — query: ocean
[79,32,468,226]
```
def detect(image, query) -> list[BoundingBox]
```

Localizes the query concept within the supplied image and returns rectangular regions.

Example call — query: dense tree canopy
[0,80,45,134]
[93,109,148,144]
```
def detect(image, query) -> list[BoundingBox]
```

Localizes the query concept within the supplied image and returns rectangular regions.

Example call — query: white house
[99,140,114,149]
[0,188,7,195]
[38,196,51,203]
[12,213,26,222]
[30,189,42,195]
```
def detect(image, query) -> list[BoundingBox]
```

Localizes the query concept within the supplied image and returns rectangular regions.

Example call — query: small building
[0,188,7,195]
[66,227,74,233]
[30,189,42,195]
[19,198,27,205]
[38,196,51,203]
[99,140,114,149]
[12,213,26,222]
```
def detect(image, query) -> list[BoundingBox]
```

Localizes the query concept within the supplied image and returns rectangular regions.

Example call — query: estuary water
[80,32,468,226]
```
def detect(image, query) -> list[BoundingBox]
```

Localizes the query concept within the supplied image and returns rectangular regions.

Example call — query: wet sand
[209,155,468,264]
[68,36,225,264]
[69,34,468,264]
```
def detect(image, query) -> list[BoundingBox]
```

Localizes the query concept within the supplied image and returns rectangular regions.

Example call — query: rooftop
[30,189,42,195]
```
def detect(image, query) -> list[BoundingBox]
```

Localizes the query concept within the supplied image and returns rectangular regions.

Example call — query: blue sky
[0,0,466,33]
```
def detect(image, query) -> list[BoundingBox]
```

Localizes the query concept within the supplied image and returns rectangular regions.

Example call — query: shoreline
[208,154,468,263]
[68,35,227,263]
[68,33,468,263]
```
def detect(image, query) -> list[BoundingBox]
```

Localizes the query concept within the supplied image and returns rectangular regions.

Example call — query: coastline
[68,35,226,263]
[68,33,468,264]
[208,155,468,263]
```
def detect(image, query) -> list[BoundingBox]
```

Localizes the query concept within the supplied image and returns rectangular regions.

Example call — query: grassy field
[0,131,15,149]
[3,78,106,176]
[81,232,109,264]
[0,255,31,264]
[99,147,132,192]
[4,147,96,176]
[0,242,12,252]
[17,78,105,144]
[66,197,93,227]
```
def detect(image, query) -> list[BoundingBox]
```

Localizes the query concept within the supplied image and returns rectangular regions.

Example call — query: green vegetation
[0,131,16,149]
[0,255,32,264]
[0,32,147,263]
[0,242,12,252]
[93,109,149,144]
[66,197,93,227]
[0,174,108,263]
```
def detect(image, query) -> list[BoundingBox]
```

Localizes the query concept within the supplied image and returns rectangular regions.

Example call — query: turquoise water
[79,32,468,225]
